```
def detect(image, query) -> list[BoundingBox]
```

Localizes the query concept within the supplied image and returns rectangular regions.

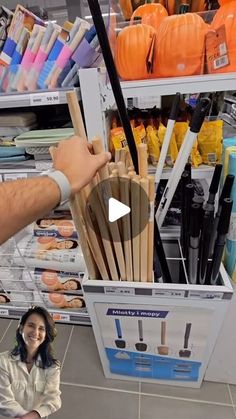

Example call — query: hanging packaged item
[146,124,160,165]
[210,2,236,73]
[158,123,178,167]
[174,121,202,167]
[197,120,223,165]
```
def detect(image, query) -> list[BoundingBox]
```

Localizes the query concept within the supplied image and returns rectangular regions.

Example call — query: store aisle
[0,319,236,419]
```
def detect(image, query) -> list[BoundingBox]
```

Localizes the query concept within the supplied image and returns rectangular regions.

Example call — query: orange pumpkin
[153,13,208,77]
[218,0,236,5]
[115,24,156,80]
[130,3,168,30]
[210,2,236,72]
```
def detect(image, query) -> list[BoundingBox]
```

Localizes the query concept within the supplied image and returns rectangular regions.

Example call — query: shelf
[0,87,80,109]
[115,73,236,99]
[0,305,91,325]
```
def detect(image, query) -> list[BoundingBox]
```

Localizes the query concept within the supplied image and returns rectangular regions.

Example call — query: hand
[50,136,111,195]
[17,411,40,419]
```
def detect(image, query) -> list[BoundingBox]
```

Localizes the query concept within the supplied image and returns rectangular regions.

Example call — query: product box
[41,291,86,311]
[83,239,233,388]
[22,268,84,293]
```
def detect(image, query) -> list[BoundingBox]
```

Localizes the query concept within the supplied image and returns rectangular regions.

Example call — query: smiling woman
[0,306,61,419]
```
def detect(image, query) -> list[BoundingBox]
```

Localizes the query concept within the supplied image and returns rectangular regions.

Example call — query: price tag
[105,287,135,296]
[52,313,70,322]
[188,291,223,300]
[30,92,60,106]
[153,289,185,298]
[0,309,9,316]
[4,173,27,181]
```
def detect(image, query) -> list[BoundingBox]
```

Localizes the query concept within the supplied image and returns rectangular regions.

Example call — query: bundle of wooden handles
[64,91,155,282]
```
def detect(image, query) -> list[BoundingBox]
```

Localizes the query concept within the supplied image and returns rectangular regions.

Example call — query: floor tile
[140,395,236,419]
[141,380,231,404]
[229,385,236,405]
[61,325,139,392]
[54,323,73,364]
[53,384,139,419]
[0,320,17,352]
[0,319,12,342]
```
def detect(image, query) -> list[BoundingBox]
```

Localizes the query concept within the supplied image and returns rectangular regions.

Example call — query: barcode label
[0,309,9,316]
[4,173,27,181]
[105,287,135,296]
[207,153,216,163]
[189,291,223,300]
[30,92,60,106]
[214,55,229,69]
[52,313,70,322]
[153,289,185,298]
[219,42,227,56]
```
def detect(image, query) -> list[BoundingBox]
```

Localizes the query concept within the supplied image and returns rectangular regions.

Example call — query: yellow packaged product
[146,125,160,166]
[158,123,178,167]
[110,126,128,151]
[133,123,147,145]
[174,121,202,167]
[197,120,223,165]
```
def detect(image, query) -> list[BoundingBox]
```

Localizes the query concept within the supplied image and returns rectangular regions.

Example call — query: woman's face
[64,280,78,290]
[39,219,54,228]
[21,313,46,352]
[0,295,7,303]
[68,298,83,308]
[56,240,74,249]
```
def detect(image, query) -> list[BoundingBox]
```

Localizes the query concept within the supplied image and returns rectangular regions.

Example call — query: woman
[37,237,78,251]
[0,306,61,419]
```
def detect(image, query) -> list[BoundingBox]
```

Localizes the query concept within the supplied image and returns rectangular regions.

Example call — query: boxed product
[22,268,84,293]
[33,218,78,239]
[41,291,86,311]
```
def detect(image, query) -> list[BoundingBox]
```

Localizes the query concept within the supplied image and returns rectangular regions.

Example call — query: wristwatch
[41,169,71,208]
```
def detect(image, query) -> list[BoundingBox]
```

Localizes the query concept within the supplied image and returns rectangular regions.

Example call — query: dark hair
[36,219,53,228]
[0,294,10,303]
[64,279,81,290]
[11,306,60,369]
[66,240,78,249]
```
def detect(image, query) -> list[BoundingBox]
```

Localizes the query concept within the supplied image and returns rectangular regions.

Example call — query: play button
[86,177,149,242]
[109,198,130,222]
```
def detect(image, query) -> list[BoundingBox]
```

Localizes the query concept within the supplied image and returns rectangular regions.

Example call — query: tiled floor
[1,319,236,419]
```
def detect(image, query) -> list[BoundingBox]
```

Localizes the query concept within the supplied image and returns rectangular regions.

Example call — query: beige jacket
[0,351,61,418]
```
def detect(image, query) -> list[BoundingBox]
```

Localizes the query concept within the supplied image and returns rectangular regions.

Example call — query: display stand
[83,238,233,388]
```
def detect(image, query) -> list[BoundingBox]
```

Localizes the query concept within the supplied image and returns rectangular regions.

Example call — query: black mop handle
[87,0,139,173]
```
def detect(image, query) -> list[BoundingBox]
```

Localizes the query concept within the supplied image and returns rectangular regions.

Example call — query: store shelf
[0,306,91,325]
[0,87,80,109]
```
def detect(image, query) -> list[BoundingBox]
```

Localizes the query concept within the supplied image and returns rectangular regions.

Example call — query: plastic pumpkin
[153,13,208,77]
[218,0,236,5]
[130,3,168,30]
[115,24,156,80]
[210,1,236,72]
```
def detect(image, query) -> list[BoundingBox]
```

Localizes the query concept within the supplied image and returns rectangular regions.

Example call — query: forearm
[0,176,61,245]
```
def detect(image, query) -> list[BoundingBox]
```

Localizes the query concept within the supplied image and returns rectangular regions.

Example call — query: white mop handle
[156,97,211,228]
[155,119,175,185]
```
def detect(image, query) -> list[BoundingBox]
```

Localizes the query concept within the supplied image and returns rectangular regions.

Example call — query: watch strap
[41,170,71,206]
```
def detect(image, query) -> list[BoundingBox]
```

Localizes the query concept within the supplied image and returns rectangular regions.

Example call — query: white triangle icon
[108,197,130,222]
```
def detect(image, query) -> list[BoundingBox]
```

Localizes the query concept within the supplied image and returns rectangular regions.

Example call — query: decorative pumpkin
[153,13,208,77]
[218,0,236,5]
[210,1,236,72]
[130,2,168,30]
[115,24,156,80]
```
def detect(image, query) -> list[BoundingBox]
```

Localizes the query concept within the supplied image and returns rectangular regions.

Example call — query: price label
[30,92,60,106]
[52,313,70,322]
[105,287,135,296]
[153,289,185,298]
[188,291,223,300]
[0,309,9,316]
[4,173,27,181]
